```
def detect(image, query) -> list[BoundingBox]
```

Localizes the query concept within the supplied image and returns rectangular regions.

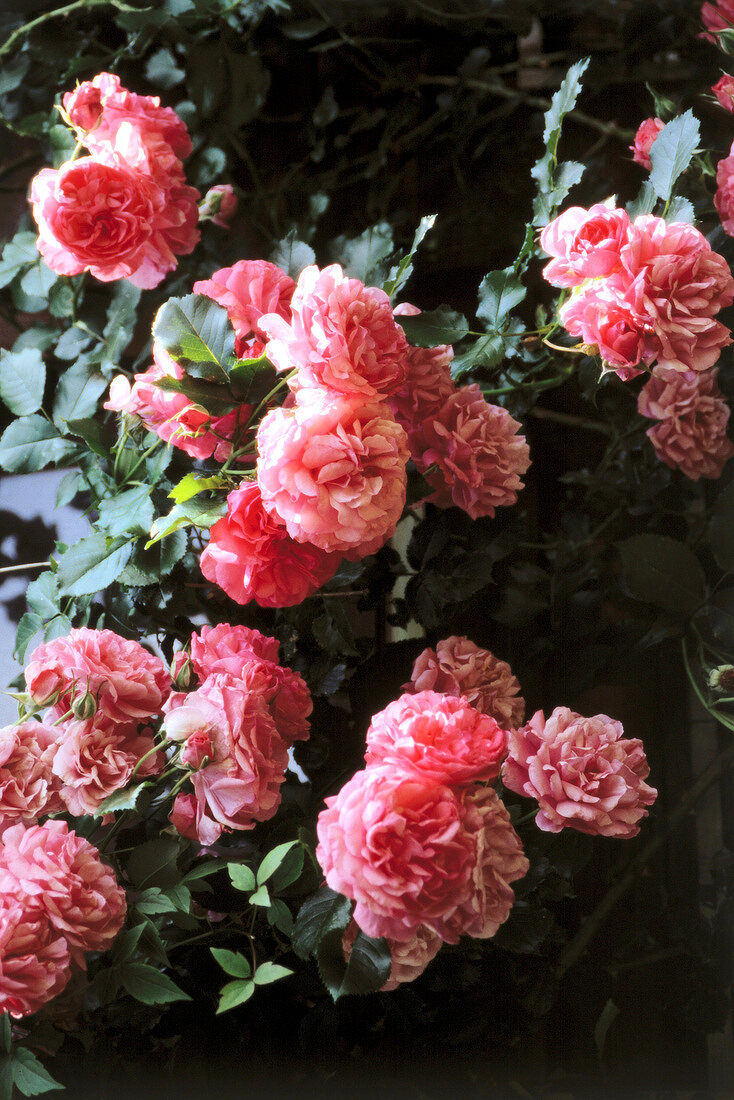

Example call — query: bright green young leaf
[170,472,225,504]
[119,963,191,1005]
[216,979,255,1014]
[0,348,46,416]
[147,498,227,546]
[57,534,133,597]
[249,885,271,907]
[649,110,700,202]
[210,948,251,979]
[398,306,469,347]
[253,961,292,986]
[0,414,76,473]
[257,840,303,888]
[228,863,256,892]
[153,294,236,380]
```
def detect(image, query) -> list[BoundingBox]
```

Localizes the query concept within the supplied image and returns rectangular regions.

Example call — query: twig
[527,407,613,436]
[0,0,114,64]
[0,561,50,576]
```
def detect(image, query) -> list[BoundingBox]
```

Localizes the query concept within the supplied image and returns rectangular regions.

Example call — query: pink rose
[200,483,340,607]
[364,691,507,787]
[560,289,650,379]
[200,184,238,228]
[0,821,126,965]
[25,627,170,726]
[713,74,734,111]
[51,717,162,816]
[190,623,280,676]
[715,143,734,238]
[105,342,252,462]
[0,722,62,833]
[405,636,525,729]
[502,707,657,838]
[540,204,630,286]
[169,793,200,841]
[702,0,734,39]
[388,310,456,434]
[409,384,530,519]
[194,260,294,345]
[260,264,408,399]
[316,765,476,943]
[0,896,71,1018]
[342,919,442,991]
[638,366,734,480]
[630,118,665,170]
[256,389,408,556]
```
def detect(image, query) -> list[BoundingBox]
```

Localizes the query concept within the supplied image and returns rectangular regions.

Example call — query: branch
[0,0,114,65]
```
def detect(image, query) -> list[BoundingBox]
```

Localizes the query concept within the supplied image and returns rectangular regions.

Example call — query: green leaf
[617,534,706,618]
[531,58,589,226]
[153,294,236,381]
[228,863,256,892]
[14,612,42,661]
[147,498,227,546]
[145,45,185,88]
[331,221,394,283]
[25,571,58,619]
[649,110,699,202]
[66,417,113,458]
[210,948,251,979]
[292,886,352,960]
[316,927,391,1001]
[398,306,469,347]
[52,361,107,426]
[96,282,141,372]
[119,963,191,1005]
[170,472,225,504]
[253,961,292,986]
[216,979,255,1014]
[257,840,303,889]
[9,1048,62,1096]
[20,261,57,302]
[249,885,271,907]
[542,58,590,150]
[270,231,315,279]
[665,195,695,224]
[709,481,734,571]
[451,332,505,380]
[57,534,133,597]
[0,52,30,95]
[182,858,228,883]
[267,898,295,936]
[111,923,146,964]
[96,783,147,815]
[0,414,76,473]
[0,232,39,289]
[476,269,526,329]
[135,888,178,916]
[97,485,154,538]
[0,348,45,416]
[626,180,657,218]
[127,835,182,889]
[56,470,83,508]
[383,214,437,300]
[228,354,277,404]
[150,374,240,416]
[594,999,620,1060]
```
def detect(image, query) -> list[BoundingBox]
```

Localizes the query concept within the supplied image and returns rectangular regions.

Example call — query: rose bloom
[200,184,238,228]
[190,623,281,676]
[257,390,408,557]
[52,717,162,816]
[410,384,530,519]
[540,203,630,287]
[637,367,734,480]
[365,691,507,787]
[0,821,127,965]
[502,707,657,838]
[30,158,163,284]
[169,792,200,841]
[405,636,525,729]
[194,259,295,345]
[342,918,442,992]
[105,342,252,463]
[25,627,170,726]
[630,118,665,170]
[618,216,734,373]
[713,74,734,112]
[715,143,734,238]
[560,288,651,380]
[0,896,71,1018]
[317,764,476,943]
[702,0,734,39]
[260,263,408,399]
[200,483,340,607]
[0,722,62,833]
[442,786,529,941]
[389,306,456,433]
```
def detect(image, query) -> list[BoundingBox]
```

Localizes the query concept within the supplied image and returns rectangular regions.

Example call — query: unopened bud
[709,665,734,693]
[71,688,97,720]
[171,651,193,690]
[198,184,238,228]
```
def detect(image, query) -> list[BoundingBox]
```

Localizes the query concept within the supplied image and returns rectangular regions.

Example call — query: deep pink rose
[715,144,734,239]
[560,289,650,379]
[51,717,162,816]
[502,707,658,838]
[190,623,280,675]
[388,309,456,434]
[25,627,170,726]
[0,821,126,965]
[637,366,734,480]
[405,636,525,729]
[702,0,734,39]
[169,793,200,841]
[257,390,408,556]
[365,691,507,786]
[200,483,340,607]
[343,919,442,992]
[194,260,295,344]
[316,765,476,943]
[540,204,630,286]
[713,74,734,111]
[260,264,408,399]
[0,896,71,1018]
[630,118,665,170]
[410,384,530,519]
[0,722,62,833]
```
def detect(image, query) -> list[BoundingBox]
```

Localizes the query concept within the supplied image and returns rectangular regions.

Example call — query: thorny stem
[0,0,115,64]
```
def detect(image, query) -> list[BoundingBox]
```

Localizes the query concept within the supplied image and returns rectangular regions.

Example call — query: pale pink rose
[0,821,127,964]
[342,918,442,991]
[189,622,280,674]
[200,184,238,228]
[540,204,630,286]
[409,384,530,519]
[713,74,734,111]
[260,264,408,399]
[502,707,657,838]
[194,260,294,344]
[0,722,62,833]
[256,390,408,556]
[630,118,665,170]
[442,786,528,941]
[180,731,213,770]
[405,636,525,729]
[637,366,734,480]
[63,72,192,159]
[618,216,734,372]
[364,691,507,787]
[0,896,71,1018]
[25,628,170,726]
[30,158,162,282]
[105,342,252,462]
[200,483,340,607]
[316,765,476,943]
[560,289,651,379]
[388,309,456,434]
[51,717,162,816]
[702,0,734,39]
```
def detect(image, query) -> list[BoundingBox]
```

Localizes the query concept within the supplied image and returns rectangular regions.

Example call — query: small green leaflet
[383,213,437,300]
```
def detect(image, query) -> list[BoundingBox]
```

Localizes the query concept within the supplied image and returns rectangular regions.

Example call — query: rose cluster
[163,623,312,845]
[0,821,126,1018]
[30,72,199,287]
